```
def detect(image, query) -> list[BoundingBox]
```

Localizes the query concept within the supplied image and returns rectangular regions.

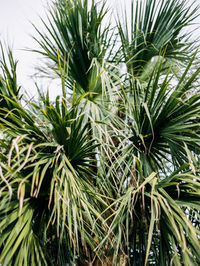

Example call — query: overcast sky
[0,0,51,97]
[0,0,199,98]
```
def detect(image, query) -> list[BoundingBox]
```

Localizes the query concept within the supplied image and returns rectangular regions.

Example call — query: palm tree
[0,0,200,265]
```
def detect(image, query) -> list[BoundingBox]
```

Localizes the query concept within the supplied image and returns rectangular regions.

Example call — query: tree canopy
[0,0,200,265]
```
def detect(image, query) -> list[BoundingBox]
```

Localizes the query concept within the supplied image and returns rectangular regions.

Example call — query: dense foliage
[0,0,200,265]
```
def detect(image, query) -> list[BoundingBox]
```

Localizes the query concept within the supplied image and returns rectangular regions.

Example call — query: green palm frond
[0,94,107,265]
[117,0,199,78]
[0,198,47,266]
[99,169,200,265]
[32,0,123,154]
[0,44,21,111]
[33,0,115,91]
[124,53,200,175]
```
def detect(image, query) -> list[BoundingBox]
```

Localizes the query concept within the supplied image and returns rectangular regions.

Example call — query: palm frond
[117,0,199,78]
[0,93,107,265]
[33,0,115,91]
[124,53,200,174]
[0,44,21,111]
[98,169,200,265]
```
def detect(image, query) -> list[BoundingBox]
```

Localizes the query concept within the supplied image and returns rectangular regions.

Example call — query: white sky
[0,0,199,99]
[0,0,51,97]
